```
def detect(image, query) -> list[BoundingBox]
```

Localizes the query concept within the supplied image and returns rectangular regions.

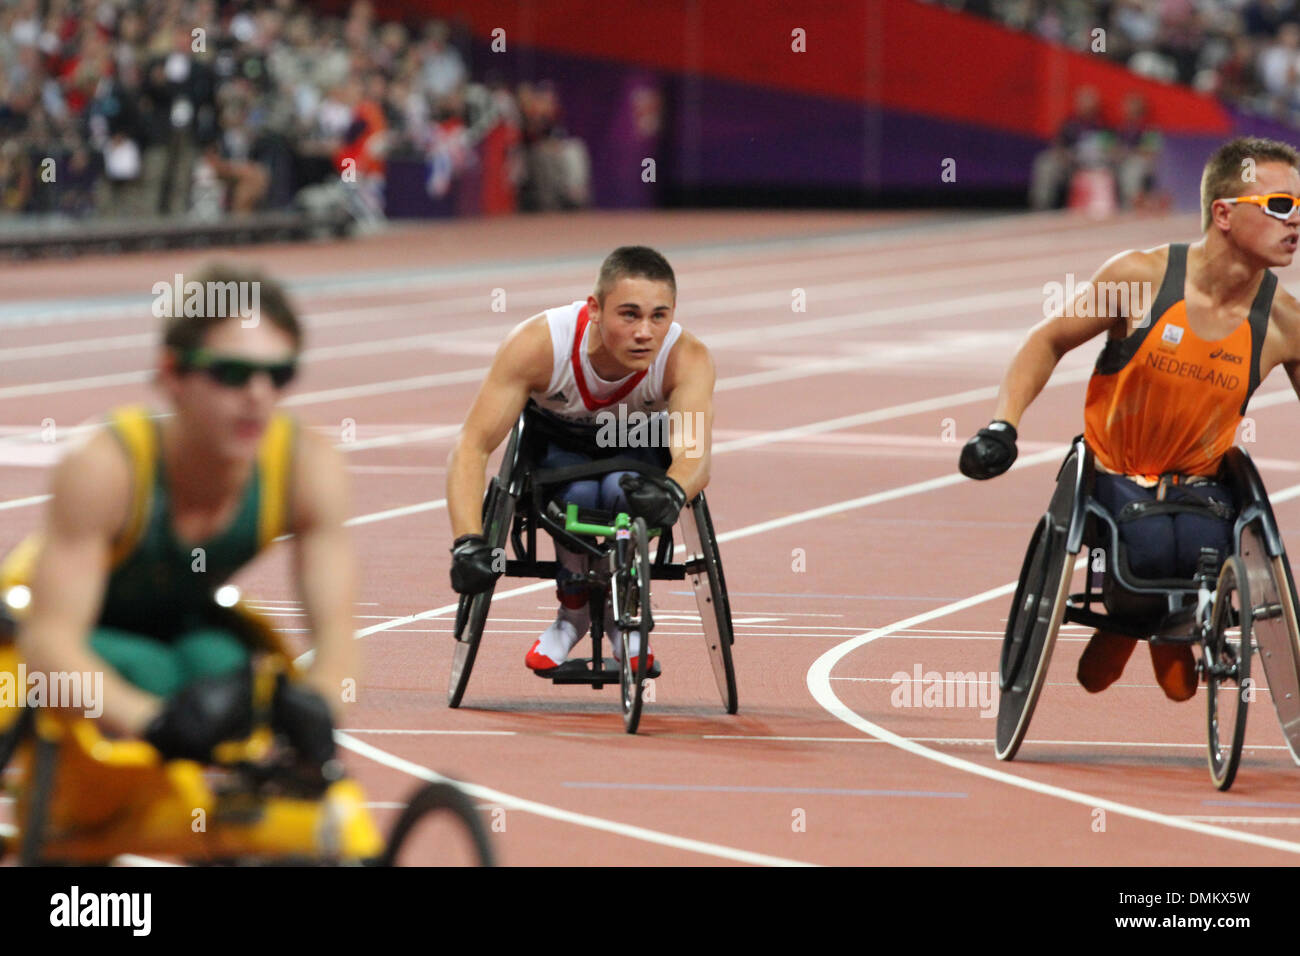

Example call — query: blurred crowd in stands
[1029,85,1166,213]
[0,0,591,220]
[925,0,1300,213]
[939,0,1300,121]
[931,0,1300,210]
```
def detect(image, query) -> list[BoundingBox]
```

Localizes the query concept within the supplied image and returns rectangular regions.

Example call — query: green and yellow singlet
[96,404,296,639]
[1,405,297,696]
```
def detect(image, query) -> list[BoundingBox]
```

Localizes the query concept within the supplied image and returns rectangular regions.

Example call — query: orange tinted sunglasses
[1223,193,1300,220]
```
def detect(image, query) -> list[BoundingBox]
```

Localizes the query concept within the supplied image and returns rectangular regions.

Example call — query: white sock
[537,547,590,662]
[536,610,587,663]
[606,598,647,661]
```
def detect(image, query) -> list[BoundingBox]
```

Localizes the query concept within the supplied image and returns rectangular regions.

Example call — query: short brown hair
[1201,137,1300,231]
[160,262,303,352]
[594,246,676,306]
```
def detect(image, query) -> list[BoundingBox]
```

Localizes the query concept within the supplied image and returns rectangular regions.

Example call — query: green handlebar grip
[563,503,659,538]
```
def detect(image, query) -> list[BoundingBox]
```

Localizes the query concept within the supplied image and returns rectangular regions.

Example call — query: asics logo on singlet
[1209,348,1243,365]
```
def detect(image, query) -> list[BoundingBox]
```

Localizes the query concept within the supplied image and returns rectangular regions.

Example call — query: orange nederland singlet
[1083,243,1276,481]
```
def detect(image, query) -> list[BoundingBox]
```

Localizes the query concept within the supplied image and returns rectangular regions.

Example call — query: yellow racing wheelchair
[0,577,493,867]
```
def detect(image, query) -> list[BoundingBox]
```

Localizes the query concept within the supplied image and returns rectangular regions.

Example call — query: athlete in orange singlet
[960,136,1300,701]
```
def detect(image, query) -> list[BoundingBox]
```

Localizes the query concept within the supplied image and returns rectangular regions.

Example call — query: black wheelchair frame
[996,436,1300,790]
[447,403,738,733]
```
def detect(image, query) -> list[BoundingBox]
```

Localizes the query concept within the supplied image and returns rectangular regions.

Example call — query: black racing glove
[958,420,1019,480]
[271,675,336,767]
[144,667,254,762]
[619,473,688,528]
[450,533,501,594]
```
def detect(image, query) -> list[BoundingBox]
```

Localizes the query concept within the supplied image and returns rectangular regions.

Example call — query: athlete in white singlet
[446,247,717,672]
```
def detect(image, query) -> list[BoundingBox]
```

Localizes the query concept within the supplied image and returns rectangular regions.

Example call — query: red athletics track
[4,208,1300,865]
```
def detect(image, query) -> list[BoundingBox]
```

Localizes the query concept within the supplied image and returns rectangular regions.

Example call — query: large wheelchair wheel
[615,517,654,734]
[378,781,495,866]
[995,455,1078,761]
[0,706,30,777]
[1237,523,1300,766]
[681,494,738,714]
[17,735,58,867]
[448,478,515,708]
[1206,556,1253,791]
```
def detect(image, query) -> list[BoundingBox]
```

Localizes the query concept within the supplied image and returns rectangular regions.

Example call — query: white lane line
[0,211,1112,330]
[805,583,1300,857]
[335,731,815,867]
[345,500,446,528]
[303,445,1084,859]
[701,734,1291,750]
[713,446,1070,545]
[317,452,1091,858]
[280,370,482,407]
[0,493,50,512]
[0,366,483,405]
[339,728,517,736]
[330,447,1076,653]
[711,370,1092,454]
[4,361,1296,515]
[0,370,151,399]
[339,425,460,452]
[1179,816,1300,825]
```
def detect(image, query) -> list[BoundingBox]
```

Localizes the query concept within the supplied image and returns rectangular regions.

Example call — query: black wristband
[665,476,686,503]
[987,420,1018,442]
[453,533,486,550]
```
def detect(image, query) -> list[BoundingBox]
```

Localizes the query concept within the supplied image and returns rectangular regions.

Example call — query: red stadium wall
[357,0,1230,137]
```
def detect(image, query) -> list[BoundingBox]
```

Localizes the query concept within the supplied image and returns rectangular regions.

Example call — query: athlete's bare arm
[993,248,1166,427]
[16,432,163,737]
[290,430,358,718]
[447,315,554,538]
[661,331,715,499]
[1257,286,1300,403]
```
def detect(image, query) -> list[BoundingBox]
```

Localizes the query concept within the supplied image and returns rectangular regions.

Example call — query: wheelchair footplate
[535,657,662,686]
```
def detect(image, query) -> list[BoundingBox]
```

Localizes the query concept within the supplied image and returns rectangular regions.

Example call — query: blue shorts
[540,442,664,593]
[540,442,664,515]
[1093,473,1233,580]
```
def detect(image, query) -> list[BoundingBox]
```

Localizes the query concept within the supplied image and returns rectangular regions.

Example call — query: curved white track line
[806,581,1300,857]
[335,732,815,867]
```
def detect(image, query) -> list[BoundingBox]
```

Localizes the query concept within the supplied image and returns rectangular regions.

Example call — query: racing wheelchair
[448,401,738,734]
[0,586,494,866]
[997,436,1300,790]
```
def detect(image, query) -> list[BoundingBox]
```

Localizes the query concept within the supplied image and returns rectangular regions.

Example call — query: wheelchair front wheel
[617,517,654,734]
[1206,555,1252,791]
